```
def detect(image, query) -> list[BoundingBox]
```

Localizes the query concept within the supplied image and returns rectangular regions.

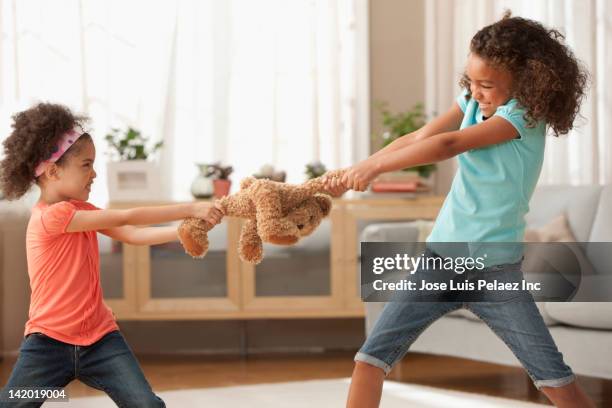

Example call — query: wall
[370,0,454,194]
[369,0,425,152]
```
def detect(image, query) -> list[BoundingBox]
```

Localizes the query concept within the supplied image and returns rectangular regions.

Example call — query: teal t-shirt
[426,90,546,267]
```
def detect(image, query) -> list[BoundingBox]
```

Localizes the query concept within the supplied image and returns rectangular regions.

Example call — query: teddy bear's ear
[313,194,332,216]
[240,177,257,190]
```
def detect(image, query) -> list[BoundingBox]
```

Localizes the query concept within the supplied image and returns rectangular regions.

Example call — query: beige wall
[369,0,456,195]
[369,0,425,153]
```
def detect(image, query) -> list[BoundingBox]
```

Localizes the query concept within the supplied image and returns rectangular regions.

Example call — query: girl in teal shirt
[326,12,593,408]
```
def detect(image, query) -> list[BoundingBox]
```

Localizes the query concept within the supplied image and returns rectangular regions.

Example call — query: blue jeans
[357,249,576,390]
[0,330,165,407]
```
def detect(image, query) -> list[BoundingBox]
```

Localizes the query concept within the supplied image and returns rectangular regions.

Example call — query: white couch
[363,184,612,379]
[0,198,32,356]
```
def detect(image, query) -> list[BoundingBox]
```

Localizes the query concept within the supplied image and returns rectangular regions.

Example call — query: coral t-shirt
[24,199,118,345]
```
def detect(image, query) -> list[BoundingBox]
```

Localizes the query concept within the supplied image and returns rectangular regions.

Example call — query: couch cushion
[526,185,602,242]
[523,214,597,280]
[360,221,424,243]
[524,213,575,242]
[545,302,612,329]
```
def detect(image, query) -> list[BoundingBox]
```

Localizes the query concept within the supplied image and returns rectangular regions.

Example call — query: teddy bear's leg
[238,219,264,264]
[254,187,299,245]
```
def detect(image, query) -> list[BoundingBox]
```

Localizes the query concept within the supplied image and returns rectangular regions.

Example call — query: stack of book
[370,171,430,193]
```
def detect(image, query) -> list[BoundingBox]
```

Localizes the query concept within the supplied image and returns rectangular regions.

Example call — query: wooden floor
[1,351,611,406]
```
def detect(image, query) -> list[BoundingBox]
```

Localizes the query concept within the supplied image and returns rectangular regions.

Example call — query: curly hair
[459,11,589,136]
[0,103,90,200]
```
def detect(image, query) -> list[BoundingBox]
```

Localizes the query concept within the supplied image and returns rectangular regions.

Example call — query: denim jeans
[0,330,165,407]
[356,248,576,390]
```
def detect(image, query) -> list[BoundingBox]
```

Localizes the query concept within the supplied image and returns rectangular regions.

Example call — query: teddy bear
[178,170,344,264]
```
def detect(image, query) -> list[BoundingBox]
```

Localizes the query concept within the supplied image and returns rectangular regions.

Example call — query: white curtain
[426,0,611,189]
[0,0,369,205]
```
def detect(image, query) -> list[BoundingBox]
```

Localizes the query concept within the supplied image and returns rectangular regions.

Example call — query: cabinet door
[135,218,241,317]
[98,233,137,316]
[240,205,354,318]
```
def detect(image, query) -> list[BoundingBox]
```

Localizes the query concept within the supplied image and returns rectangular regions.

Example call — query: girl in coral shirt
[0,103,223,407]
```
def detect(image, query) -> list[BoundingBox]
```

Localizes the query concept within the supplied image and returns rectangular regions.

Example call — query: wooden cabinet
[102,195,444,320]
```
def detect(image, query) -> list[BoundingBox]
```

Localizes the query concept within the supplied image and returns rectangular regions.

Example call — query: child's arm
[341,115,519,191]
[370,103,464,159]
[99,225,179,246]
[323,103,464,193]
[66,202,223,233]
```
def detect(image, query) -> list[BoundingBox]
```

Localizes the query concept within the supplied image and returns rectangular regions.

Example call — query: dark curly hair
[459,11,589,136]
[0,103,90,200]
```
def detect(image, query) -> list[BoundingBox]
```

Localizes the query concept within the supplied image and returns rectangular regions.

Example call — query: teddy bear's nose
[297,224,304,229]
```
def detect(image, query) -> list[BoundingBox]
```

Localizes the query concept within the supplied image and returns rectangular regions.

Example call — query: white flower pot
[107,160,161,201]
[190,175,214,199]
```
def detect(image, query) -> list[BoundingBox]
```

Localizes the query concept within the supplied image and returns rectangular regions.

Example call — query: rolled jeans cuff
[354,352,393,376]
[533,374,576,390]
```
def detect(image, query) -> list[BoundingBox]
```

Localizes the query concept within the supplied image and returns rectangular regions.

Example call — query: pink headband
[34,129,84,177]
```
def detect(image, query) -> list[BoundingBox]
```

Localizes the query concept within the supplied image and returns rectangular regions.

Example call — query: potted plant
[374,102,436,181]
[104,127,163,201]
[304,160,327,180]
[253,164,286,182]
[209,163,233,198]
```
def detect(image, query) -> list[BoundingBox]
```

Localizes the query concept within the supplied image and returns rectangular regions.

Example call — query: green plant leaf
[374,101,436,175]
[105,126,163,161]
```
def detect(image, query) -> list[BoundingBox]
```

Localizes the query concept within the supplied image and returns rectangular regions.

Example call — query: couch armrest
[360,221,429,335]
[360,222,421,243]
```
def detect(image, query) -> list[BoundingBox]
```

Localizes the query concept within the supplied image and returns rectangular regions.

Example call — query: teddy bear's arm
[281,169,347,205]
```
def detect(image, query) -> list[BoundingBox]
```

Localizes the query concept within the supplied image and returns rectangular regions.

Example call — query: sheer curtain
[0,0,369,205]
[425,0,611,190]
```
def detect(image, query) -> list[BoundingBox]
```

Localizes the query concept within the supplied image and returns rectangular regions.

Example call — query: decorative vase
[213,179,232,198]
[190,164,214,199]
